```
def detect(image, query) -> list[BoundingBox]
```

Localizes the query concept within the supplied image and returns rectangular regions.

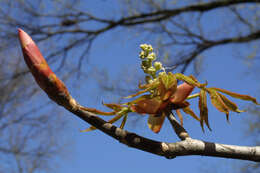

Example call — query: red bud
[18,29,70,106]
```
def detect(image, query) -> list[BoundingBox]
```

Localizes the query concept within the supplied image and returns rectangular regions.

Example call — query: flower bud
[147,52,156,61]
[139,51,146,59]
[147,67,156,74]
[154,61,162,71]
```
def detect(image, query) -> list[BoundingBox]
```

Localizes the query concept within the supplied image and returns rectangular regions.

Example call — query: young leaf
[147,114,166,133]
[207,88,229,118]
[157,77,167,100]
[176,109,183,126]
[80,126,96,132]
[170,82,194,104]
[130,96,162,114]
[103,103,123,111]
[217,92,244,113]
[175,73,206,88]
[182,106,200,121]
[199,89,211,131]
[79,107,115,116]
[187,93,200,100]
[211,87,259,105]
[161,73,177,101]
[124,88,151,99]
[120,115,128,129]
[124,83,157,99]
[159,72,177,90]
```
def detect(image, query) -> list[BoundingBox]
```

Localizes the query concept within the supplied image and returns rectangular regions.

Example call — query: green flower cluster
[139,44,163,82]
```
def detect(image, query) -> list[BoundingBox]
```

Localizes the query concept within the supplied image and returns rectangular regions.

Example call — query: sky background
[15,1,259,172]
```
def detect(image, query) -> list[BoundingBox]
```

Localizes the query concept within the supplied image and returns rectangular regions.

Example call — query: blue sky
[21,1,259,172]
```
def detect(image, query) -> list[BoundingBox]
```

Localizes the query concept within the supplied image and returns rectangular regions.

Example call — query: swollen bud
[18,29,72,107]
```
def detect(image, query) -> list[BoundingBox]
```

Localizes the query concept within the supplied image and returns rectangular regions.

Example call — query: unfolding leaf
[157,77,167,100]
[175,73,206,88]
[176,109,183,126]
[147,114,166,133]
[170,101,190,110]
[159,72,177,90]
[124,80,159,99]
[157,72,177,100]
[80,107,115,116]
[80,126,96,132]
[186,93,200,100]
[125,94,151,106]
[120,115,128,129]
[123,87,152,99]
[170,82,194,104]
[103,103,123,111]
[211,87,259,105]
[217,92,244,113]
[182,106,200,121]
[207,88,229,118]
[138,81,148,89]
[130,96,162,114]
[199,89,211,131]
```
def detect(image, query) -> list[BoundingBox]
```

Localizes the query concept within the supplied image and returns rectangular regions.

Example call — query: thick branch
[63,98,260,162]
[164,138,260,161]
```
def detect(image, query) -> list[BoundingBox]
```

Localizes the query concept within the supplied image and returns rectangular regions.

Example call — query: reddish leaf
[182,106,200,121]
[175,73,207,88]
[217,92,244,113]
[211,87,259,105]
[199,89,211,131]
[170,82,194,104]
[79,107,115,115]
[207,88,229,119]
[120,115,128,129]
[103,103,123,111]
[147,113,166,133]
[131,97,162,114]
[176,109,183,126]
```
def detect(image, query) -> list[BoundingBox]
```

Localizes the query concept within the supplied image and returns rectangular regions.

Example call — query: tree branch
[61,97,260,162]
[173,29,260,73]
[113,0,260,26]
